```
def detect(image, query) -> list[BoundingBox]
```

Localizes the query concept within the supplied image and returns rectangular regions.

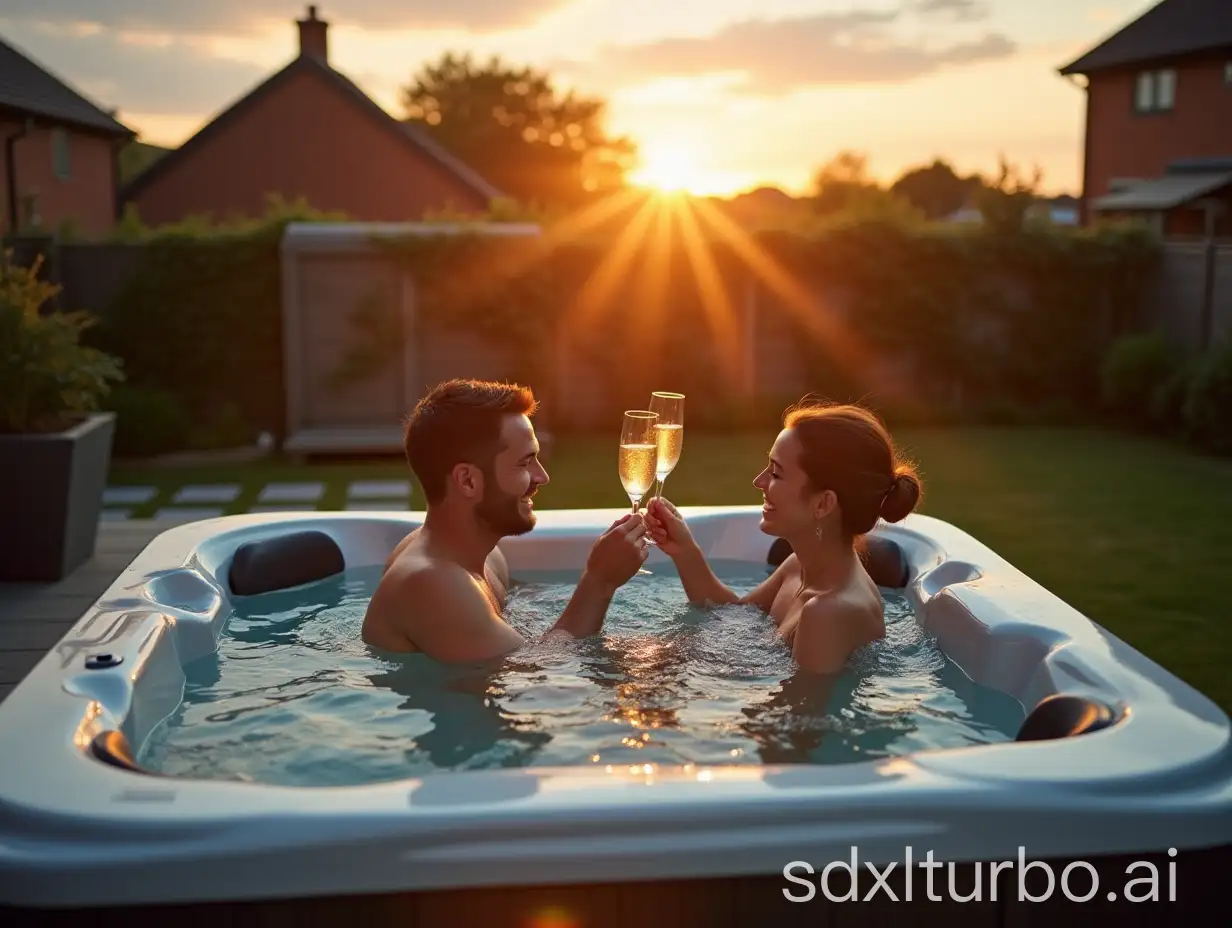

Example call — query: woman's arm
[664,541,740,605]
[645,498,789,610]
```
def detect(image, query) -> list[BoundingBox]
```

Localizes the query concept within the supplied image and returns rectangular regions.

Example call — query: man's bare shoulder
[380,550,481,602]
[383,529,420,572]
[488,544,510,584]
[367,548,526,662]
[364,553,494,651]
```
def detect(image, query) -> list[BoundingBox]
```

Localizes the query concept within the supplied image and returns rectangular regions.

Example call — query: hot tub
[0,507,1228,924]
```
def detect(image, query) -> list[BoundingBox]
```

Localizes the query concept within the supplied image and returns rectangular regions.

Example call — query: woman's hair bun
[879,469,921,523]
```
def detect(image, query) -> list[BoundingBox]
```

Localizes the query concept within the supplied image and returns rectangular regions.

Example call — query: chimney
[297,5,328,62]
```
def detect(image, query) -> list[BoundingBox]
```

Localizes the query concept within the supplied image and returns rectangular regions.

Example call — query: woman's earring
[815,522,824,542]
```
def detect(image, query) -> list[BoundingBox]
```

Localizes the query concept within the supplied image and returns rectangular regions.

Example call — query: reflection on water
[137,561,1025,786]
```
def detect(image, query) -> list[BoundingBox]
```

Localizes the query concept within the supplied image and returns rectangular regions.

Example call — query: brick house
[123,6,501,226]
[0,35,135,237]
[1059,0,1232,237]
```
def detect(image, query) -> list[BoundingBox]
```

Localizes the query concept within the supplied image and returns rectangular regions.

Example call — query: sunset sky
[0,0,1157,196]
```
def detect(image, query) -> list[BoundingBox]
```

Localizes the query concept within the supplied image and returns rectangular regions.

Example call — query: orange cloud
[0,0,569,34]
[567,11,1017,95]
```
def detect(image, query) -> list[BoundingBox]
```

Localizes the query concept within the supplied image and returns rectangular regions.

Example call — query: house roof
[319,60,503,203]
[1091,169,1232,211]
[121,53,503,204]
[0,34,133,137]
[1059,0,1232,75]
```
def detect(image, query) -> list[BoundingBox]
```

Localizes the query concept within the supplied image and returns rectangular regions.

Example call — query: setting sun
[630,142,702,195]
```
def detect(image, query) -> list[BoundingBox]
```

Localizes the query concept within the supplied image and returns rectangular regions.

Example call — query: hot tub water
[137,561,1025,785]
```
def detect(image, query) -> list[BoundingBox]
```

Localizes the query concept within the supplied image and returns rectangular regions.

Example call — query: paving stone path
[101,479,413,524]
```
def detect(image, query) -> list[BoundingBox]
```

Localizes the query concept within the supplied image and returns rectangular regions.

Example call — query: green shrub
[92,223,285,439]
[1182,339,1232,454]
[187,401,254,451]
[87,213,1160,435]
[91,199,348,441]
[1100,332,1180,424]
[0,250,123,433]
[104,385,191,457]
[1149,359,1198,432]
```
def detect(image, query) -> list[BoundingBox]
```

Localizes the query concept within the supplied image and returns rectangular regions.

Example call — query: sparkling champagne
[647,392,684,501]
[654,423,683,479]
[619,442,658,500]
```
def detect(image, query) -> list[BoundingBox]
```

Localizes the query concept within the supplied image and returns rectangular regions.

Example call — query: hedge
[86,209,1162,446]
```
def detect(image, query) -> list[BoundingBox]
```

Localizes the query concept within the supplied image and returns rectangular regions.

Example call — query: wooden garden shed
[278,221,541,454]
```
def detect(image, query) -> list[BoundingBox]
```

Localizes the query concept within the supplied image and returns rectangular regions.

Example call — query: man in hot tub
[362,378,650,661]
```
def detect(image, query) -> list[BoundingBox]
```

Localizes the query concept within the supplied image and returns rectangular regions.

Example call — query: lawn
[111,426,1232,711]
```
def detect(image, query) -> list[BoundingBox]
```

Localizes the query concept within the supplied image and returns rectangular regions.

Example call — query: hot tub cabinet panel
[3,845,1231,926]
[0,508,1229,924]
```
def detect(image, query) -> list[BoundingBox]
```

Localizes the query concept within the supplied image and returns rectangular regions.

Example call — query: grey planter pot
[0,412,115,583]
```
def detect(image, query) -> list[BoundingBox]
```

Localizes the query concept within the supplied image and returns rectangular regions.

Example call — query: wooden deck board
[0,586,129,619]
[0,520,166,703]
[0,622,80,652]
[0,649,49,684]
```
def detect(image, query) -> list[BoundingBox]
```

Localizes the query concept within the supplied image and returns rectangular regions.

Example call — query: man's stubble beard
[475,472,536,538]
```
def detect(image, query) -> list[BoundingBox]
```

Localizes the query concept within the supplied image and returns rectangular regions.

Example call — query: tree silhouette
[810,150,875,214]
[809,151,921,222]
[401,52,636,208]
[974,156,1043,233]
[890,159,983,220]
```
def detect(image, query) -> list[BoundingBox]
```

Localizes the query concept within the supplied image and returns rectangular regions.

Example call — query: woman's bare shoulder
[802,579,883,635]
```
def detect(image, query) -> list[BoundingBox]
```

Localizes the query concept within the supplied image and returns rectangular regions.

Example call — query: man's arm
[545,513,650,638]
[545,571,620,639]
[372,516,649,662]
[382,566,526,663]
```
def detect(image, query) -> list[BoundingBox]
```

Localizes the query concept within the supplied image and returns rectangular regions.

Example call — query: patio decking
[0,520,166,703]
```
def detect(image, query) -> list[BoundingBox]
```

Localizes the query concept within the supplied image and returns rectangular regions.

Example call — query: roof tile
[1060,0,1232,75]
[0,35,133,136]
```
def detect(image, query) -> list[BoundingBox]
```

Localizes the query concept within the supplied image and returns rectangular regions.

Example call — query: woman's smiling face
[753,428,825,537]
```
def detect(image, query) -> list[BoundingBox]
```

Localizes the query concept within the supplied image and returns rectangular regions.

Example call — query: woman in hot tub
[644,400,922,675]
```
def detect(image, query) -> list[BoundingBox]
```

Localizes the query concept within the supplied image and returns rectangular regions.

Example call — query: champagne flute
[648,391,685,500]
[618,410,659,513]
[620,410,659,576]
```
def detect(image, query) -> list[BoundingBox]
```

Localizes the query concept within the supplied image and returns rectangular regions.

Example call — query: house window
[1156,68,1175,108]
[1134,68,1176,112]
[52,128,70,179]
[1135,71,1153,110]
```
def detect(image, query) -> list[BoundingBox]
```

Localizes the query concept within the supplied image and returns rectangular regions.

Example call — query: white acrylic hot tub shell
[0,507,1229,909]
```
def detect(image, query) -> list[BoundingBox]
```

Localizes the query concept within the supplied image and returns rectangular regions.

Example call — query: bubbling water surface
[138,561,1024,785]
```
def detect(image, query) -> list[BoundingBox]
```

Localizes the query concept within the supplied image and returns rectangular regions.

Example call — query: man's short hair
[403,379,538,503]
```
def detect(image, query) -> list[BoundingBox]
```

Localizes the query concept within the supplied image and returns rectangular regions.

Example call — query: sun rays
[549,187,917,412]
[428,178,922,417]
